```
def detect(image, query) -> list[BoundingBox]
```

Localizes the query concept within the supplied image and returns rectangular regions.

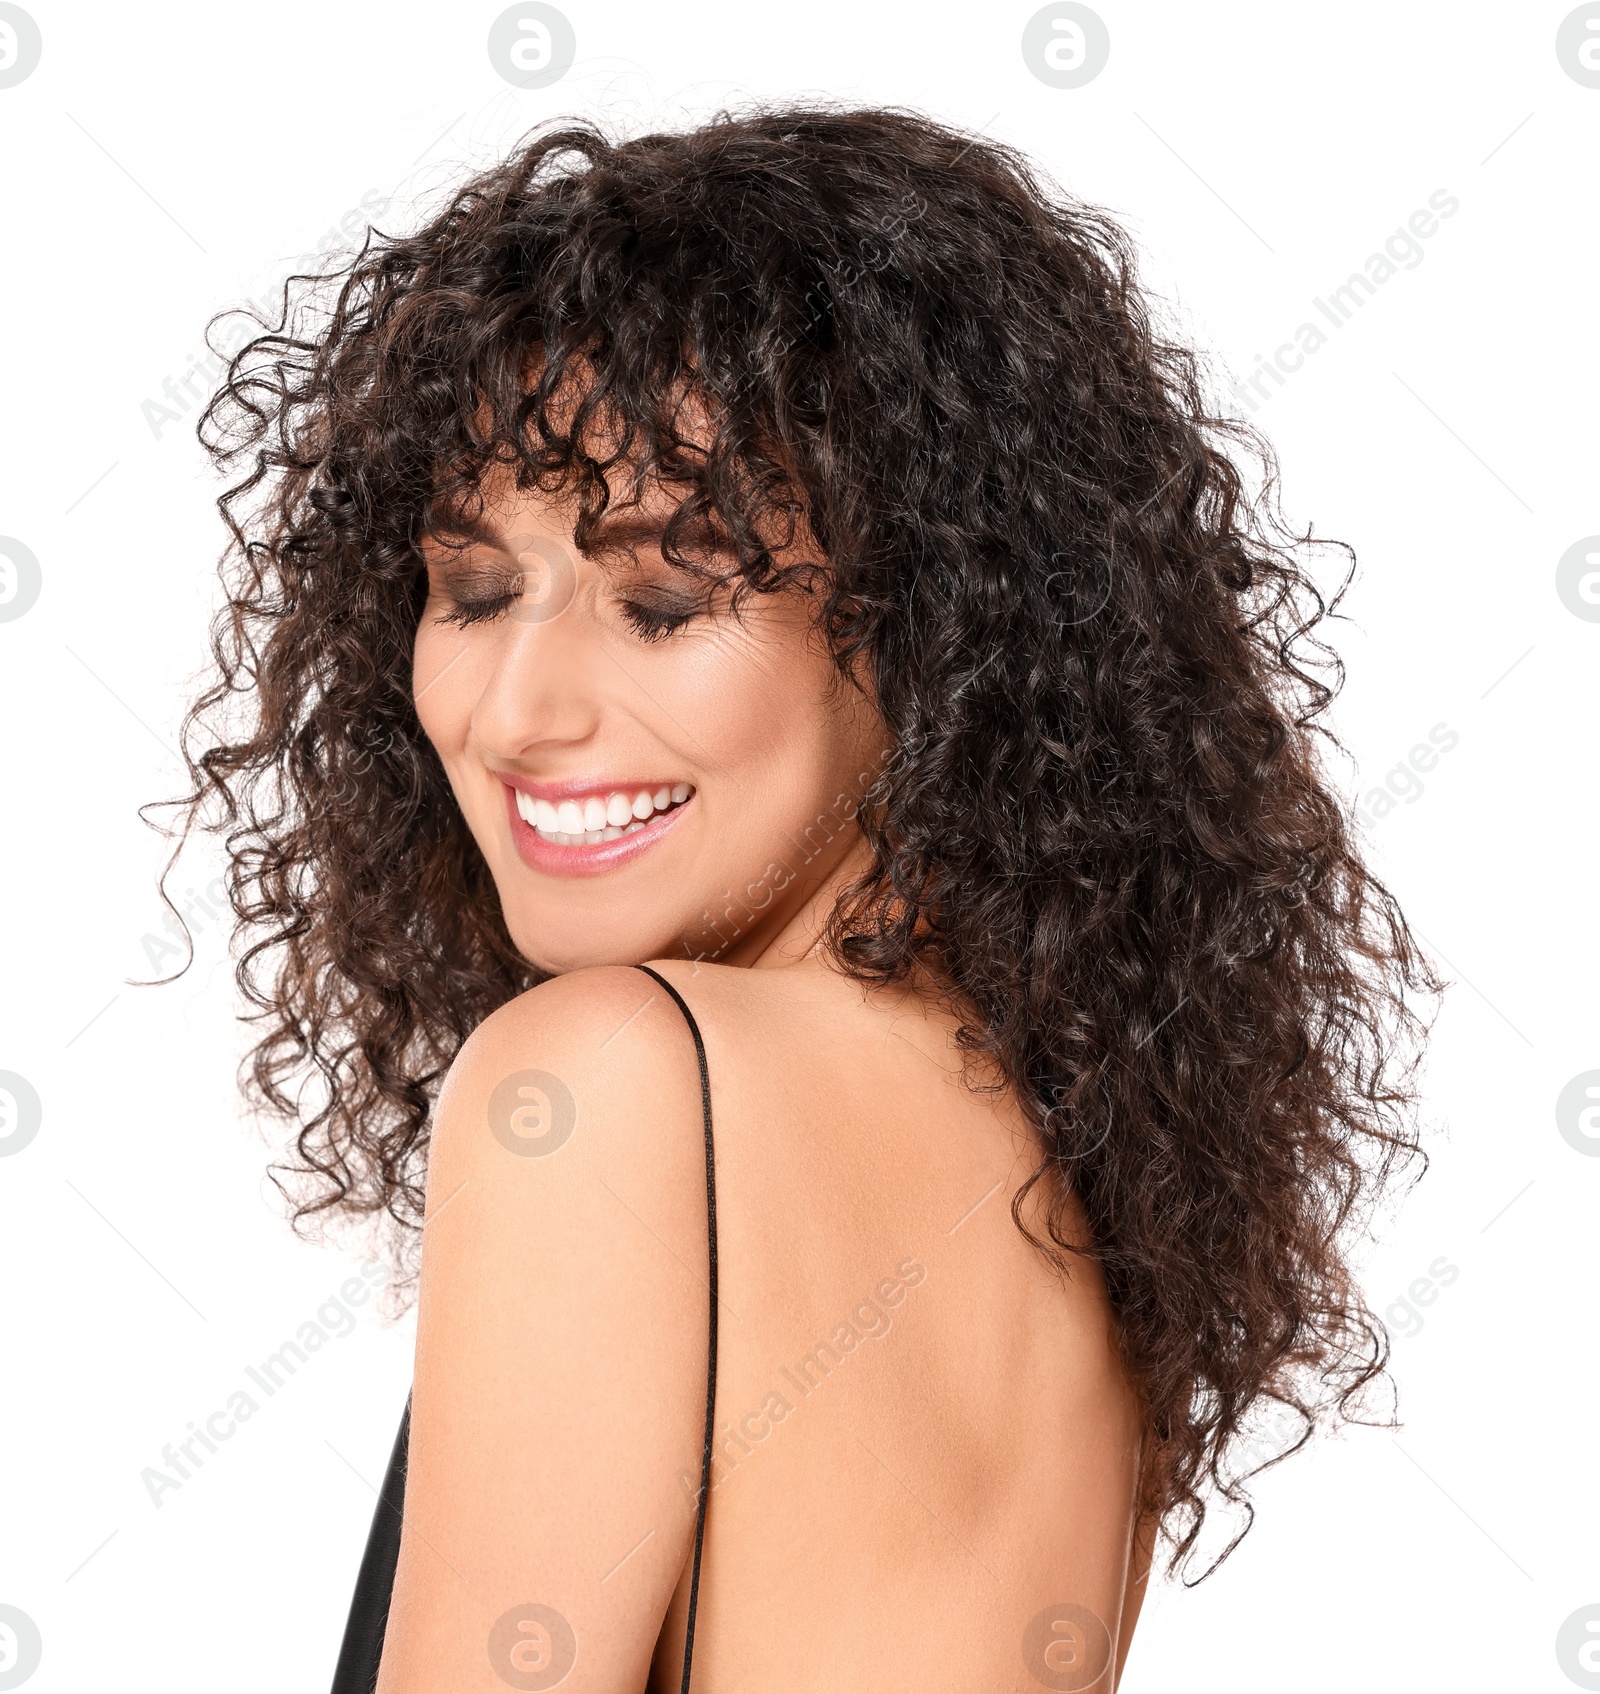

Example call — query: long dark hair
[150,103,1439,1576]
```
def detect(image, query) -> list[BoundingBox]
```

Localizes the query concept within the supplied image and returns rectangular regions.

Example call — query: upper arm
[375,965,713,1694]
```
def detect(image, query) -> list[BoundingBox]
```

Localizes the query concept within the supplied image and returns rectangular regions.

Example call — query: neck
[713,827,876,971]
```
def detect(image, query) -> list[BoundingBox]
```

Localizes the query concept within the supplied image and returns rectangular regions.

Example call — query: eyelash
[619,599,696,642]
[435,595,511,630]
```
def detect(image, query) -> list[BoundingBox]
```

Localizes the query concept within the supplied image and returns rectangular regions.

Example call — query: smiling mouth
[510,782,694,846]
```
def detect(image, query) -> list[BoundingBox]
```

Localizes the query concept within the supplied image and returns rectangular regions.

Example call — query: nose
[469,587,605,763]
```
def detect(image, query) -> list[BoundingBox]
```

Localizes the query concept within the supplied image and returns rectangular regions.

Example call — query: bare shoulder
[438,959,699,1106]
[426,961,709,1194]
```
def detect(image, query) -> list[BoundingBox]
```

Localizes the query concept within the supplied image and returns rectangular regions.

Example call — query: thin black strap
[329,1394,411,1693]
[634,964,718,1694]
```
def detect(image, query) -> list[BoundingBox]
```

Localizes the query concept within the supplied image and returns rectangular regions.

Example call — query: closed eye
[428,560,521,629]
[435,592,516,629]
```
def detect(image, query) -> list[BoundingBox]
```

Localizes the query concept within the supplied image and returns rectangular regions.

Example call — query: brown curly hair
[148,102,1440,1578]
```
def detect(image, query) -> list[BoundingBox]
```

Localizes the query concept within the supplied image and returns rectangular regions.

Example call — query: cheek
[411,625,475,755]
[732,626,881,791]
[692,631,834,784]
[691,622,881,844]
[410,627,507,845]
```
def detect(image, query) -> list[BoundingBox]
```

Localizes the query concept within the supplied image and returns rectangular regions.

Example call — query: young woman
[163,105,1435,1691]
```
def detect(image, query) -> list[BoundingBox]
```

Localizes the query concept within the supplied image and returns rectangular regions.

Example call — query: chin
[509,914,682,977]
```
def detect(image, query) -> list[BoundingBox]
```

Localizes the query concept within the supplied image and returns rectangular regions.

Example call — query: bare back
[642,956,1150,1692]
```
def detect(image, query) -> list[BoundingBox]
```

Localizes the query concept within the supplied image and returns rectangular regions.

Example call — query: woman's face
[412,459,890,975]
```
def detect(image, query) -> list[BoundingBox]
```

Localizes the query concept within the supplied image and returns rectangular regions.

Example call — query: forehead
[439,356,723,541]
[507,348,725,473]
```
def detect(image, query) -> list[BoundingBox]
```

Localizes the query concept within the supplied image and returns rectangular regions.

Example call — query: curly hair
[150,103,1440,1578]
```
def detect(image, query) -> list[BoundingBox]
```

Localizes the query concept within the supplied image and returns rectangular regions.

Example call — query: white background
[0,2,1596,1689]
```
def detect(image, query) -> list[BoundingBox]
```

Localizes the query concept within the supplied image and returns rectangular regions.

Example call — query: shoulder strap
[634,964,719,1694]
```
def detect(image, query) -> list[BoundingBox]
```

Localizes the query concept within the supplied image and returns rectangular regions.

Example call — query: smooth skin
[379,457,1152,1692]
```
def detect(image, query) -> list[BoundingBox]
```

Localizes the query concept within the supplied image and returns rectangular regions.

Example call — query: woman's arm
[376,965,713,1694]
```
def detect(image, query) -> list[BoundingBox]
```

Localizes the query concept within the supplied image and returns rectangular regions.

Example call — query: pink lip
[501,779,693,878]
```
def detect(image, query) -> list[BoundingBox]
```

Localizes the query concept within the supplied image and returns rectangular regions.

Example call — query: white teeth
[516,782,695,846]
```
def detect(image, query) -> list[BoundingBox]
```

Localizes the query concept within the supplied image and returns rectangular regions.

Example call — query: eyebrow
[427,509,726,561]
[580,513,675,556]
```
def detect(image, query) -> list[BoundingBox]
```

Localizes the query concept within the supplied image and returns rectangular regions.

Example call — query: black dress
[329,964,721,1693]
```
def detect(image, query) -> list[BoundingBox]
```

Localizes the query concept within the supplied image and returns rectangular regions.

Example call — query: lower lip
[503,784,693,878]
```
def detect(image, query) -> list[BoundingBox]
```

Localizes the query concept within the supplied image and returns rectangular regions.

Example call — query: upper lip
[495,772,691,802]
